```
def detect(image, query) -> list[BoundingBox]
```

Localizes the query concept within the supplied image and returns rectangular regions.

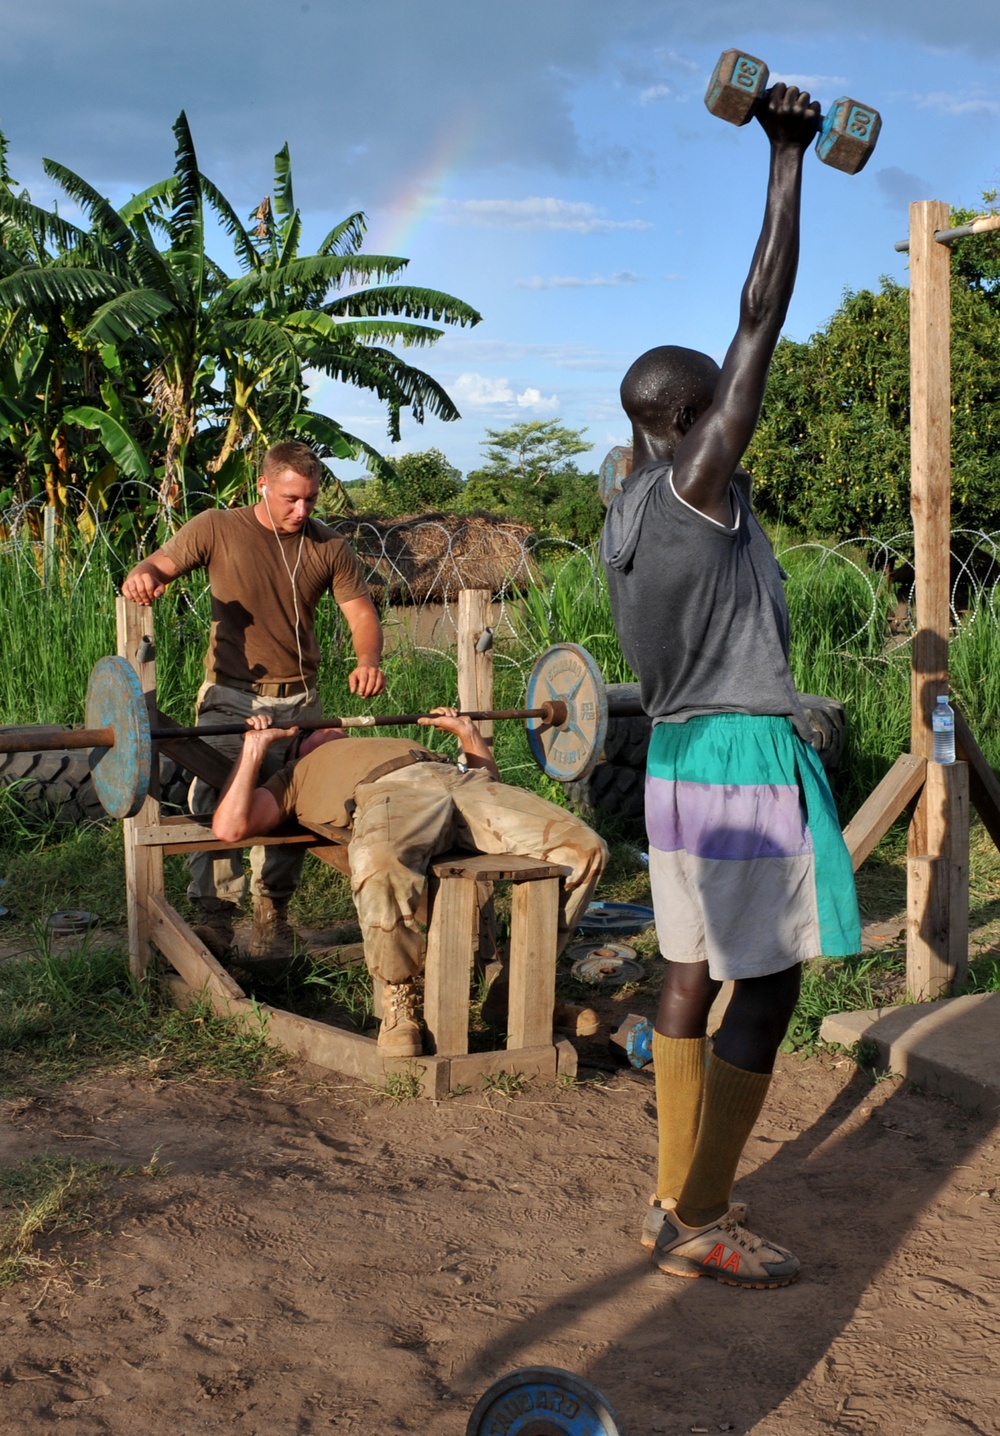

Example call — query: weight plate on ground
[576,901,655,936]
[47,909,100,936]
[568,943,645,987]
[526,644,608,783]
[84,656,151,819]
[466,1365,623,1436]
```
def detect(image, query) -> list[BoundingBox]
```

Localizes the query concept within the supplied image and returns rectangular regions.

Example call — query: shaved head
[621,345,721,434]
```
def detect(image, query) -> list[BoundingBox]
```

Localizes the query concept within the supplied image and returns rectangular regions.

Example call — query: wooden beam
[507,877,559,1050]
[842,752,927,871]
[147,893,245,1000]
[117,598,165,982]
[423,874,478,1056]
[457,587,494,753]
[906,761,969,999]
[908,199,953,758]
[954,707,1000,854]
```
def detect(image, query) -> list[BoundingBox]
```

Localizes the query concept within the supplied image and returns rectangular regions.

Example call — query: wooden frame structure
[840,200,1000,999]
[117,590,575,1095]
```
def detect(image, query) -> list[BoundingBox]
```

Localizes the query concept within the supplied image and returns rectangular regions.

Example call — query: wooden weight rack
[117,591,577,1096]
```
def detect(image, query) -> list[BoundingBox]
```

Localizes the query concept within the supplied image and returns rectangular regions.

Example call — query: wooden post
[116,597,165,981]
[457,588,494,749]
[908,198,952,755]
[905,199,969,999]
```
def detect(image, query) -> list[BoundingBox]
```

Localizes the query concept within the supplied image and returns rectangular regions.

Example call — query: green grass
[0,925,282,1097]
[0,1151,162,1286]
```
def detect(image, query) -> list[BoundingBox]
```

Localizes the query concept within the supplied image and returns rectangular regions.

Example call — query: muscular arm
[121,550,183,605]
[673,85,820,524]
[418,709,500,780]
[212,722,286,843]
[339,594,386,697]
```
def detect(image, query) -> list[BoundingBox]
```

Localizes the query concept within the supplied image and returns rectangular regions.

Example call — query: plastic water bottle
[932,694,956,765]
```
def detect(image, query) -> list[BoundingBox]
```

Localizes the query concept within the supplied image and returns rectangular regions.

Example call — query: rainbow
[372,115,479,257]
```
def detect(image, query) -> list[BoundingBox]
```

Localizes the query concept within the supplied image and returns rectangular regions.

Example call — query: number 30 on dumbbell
[706,48,881,174]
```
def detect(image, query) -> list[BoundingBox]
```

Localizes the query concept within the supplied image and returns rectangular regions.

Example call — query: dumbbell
[705,48,881,175]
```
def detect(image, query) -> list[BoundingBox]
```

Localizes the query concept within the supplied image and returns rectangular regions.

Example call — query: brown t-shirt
[264,737,447,836]
[159,507,370,684]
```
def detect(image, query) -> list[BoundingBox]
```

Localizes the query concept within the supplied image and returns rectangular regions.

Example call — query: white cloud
[639,84,672,105]
[437,198,653,234]
[516,387,559,412]
[918,90,1000,115]
[451,373,516,407]
[517,271,644,289]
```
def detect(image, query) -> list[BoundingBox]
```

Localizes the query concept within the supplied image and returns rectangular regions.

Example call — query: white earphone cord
[262,485,308,695]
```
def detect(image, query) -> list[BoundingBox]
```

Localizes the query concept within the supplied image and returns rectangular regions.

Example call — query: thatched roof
[327,512,541,604]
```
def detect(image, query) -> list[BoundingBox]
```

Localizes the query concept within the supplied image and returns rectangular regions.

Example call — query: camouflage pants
[348,762,608,984]
[186,681,323,906]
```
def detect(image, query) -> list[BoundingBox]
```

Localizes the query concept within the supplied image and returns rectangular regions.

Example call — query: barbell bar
[0,643,641,819]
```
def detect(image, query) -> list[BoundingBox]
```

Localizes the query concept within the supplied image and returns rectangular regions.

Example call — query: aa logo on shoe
[704,1242,742,1274]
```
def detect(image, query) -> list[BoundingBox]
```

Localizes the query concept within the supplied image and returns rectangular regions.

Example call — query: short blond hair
[261,441,324,484]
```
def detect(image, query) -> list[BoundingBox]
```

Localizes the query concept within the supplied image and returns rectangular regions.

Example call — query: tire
[563,761,646,836]
[602,684,653,768]
[0,745,192,826]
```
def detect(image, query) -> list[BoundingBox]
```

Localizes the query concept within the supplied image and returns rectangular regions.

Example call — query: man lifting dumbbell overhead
[601,80,862,1286]
[121,441,386,964]
[210,709,608,1057]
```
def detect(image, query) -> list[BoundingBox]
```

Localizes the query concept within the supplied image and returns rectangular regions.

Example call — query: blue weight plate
[577,901,655,936]
[597,445,633,507]
[84,656,151,819]
[525,644,608,783]
[466,1366,622,1436]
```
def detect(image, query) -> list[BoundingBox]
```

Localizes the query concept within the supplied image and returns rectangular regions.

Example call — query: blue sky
[3,1,1000,481]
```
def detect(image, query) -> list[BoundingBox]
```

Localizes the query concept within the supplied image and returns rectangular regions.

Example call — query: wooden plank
[162,974,449,1097]
[147,893,245,1001]
[134,821,318,851]
[424,874,478,1056]
[430,853,564,882]
[457,588,494,753]
[507,876,559,1050]
[308,843,352,876]
[555,1037,578,1080]
[448,1044,559,1086]
[842,752,927,871]
[908,199,953,758]
[153,715,233,791]
[117,598,165,982]
[906,761,969,999]
[955,707,1000,854]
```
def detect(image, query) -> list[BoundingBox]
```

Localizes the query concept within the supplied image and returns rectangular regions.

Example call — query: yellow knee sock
[674,1053,772,1229]
[652,1032,706,1203]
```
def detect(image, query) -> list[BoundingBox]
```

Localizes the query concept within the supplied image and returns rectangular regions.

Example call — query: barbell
[0,643,642,819]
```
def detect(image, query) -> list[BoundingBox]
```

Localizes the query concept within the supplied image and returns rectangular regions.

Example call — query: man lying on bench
[212,708,609,1056]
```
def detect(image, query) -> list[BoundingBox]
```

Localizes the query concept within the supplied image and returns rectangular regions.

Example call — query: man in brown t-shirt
[122,440,386,960]
[212,711,608,1057]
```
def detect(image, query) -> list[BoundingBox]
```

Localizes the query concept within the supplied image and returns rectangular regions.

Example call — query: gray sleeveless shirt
[600,461,811,740]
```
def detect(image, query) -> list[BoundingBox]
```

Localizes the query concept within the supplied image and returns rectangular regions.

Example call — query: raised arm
[672,84,820,523]
[121,550,183,605]
[338,594,386,698]
[212,717,286,843]
[418,708,500,780]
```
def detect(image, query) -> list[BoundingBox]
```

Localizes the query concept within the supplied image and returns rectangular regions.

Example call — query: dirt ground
[2,1028,999,1436]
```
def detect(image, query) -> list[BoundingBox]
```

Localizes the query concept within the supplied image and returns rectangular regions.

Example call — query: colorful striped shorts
[646,713,861,980]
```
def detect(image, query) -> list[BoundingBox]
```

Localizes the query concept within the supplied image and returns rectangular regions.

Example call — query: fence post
[457,588,494,752]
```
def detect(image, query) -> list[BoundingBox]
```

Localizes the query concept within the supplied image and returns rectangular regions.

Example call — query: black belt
[206,672,312,698]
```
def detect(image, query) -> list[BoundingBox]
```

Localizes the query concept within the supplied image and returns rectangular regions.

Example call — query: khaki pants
[347,763,608,984]
[186,681,323,906]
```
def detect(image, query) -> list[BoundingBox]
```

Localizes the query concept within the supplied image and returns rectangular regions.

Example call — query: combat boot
[190,899,238,959]
[377,979,422,1057]
[250,896,297,961]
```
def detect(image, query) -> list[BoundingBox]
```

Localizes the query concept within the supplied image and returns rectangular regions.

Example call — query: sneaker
[640,1195,748,1250]
[378,980,422,1058]
[653,1211,799,1288]
[250,897,297,961]
[553,1000,600,1038]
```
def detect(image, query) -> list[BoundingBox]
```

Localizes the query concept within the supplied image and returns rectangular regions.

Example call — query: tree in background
[367,447,463,514]
[746,199,1000,540]
[462,419,604,542]
[0,113,479,536]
